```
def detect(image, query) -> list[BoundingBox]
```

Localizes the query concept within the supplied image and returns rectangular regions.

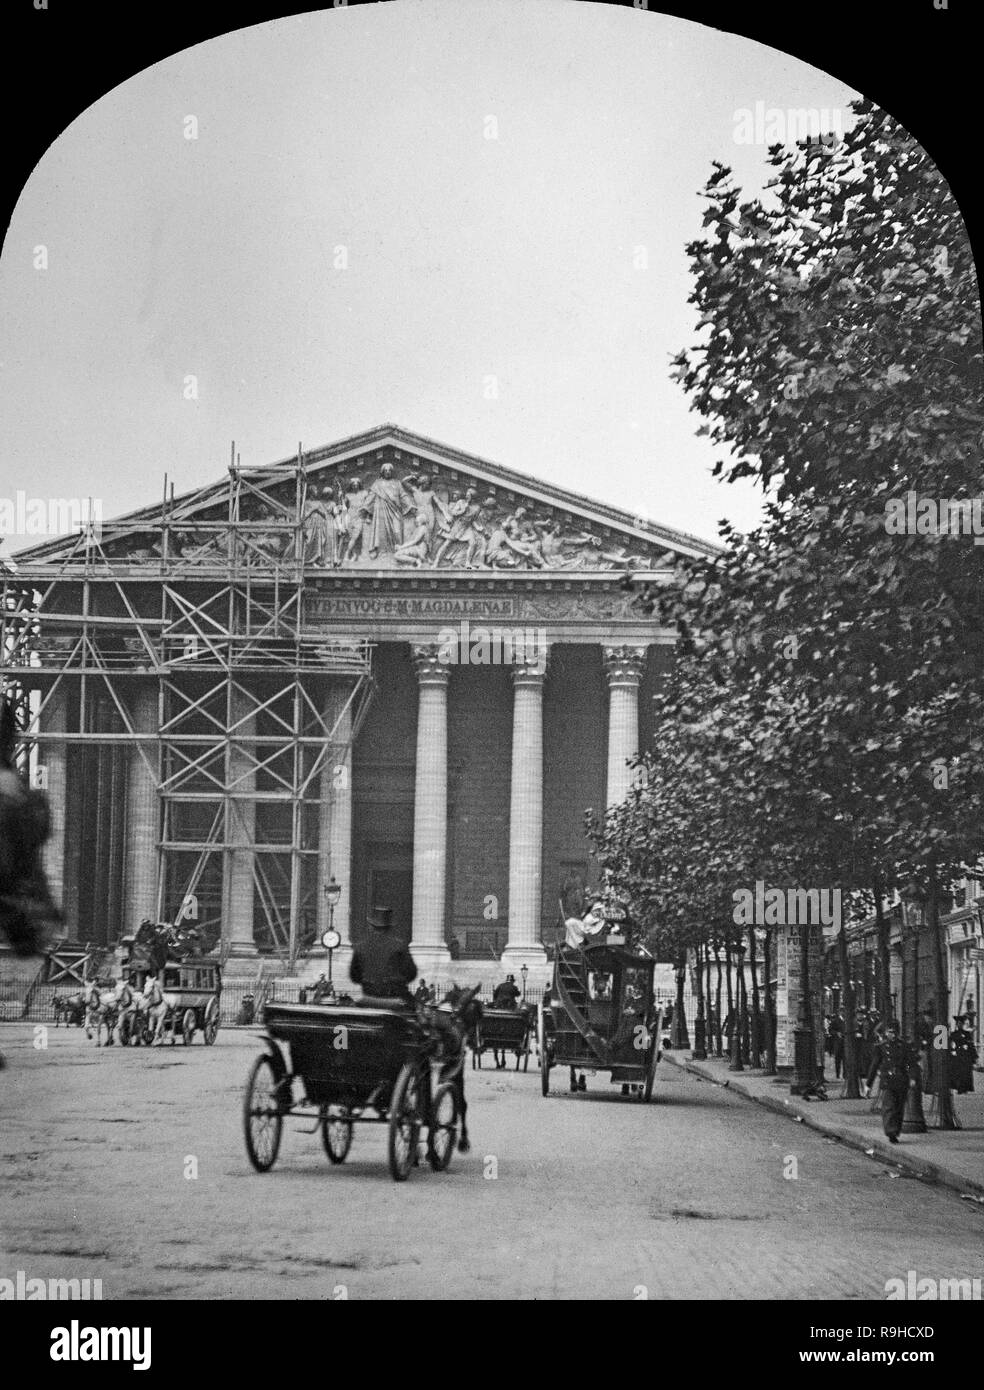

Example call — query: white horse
[84,981,132,1046]
[141,975,181,1045]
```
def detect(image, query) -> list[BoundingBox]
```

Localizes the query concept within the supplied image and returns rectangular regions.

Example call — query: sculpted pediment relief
[29,429,707,574]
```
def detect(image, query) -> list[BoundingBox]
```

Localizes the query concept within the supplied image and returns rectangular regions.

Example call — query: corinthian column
[410,646,451,967]
[501,659,548,968]
[123,683,161,930]
[603,646,647,807]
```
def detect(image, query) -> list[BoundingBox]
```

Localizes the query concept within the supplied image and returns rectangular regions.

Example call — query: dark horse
[432,986,484,1154]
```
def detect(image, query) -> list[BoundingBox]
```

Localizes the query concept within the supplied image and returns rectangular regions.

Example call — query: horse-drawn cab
[540,935,663,1101]
[243,987,482,1181]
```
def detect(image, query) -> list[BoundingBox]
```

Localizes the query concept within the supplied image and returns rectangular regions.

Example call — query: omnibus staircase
[553,946,609,1065]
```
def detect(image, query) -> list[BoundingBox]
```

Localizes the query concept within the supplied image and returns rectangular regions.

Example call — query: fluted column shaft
[604,647,647,807]
[410,647,451,964]
[124,683,161,929]
[40,684,69,923]
[223,686,257,955]
[502,661,547,965]
[317,686,352,949]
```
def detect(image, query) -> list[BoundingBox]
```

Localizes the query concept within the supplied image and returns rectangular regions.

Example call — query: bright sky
[0,0,860,554]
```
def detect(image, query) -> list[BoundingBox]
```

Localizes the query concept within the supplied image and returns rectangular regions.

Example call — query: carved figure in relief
[393,511,431,567]
[342,477,371,562]
[503,508,545,567]
[435,488,483,567]
[367,463,411,558]
[303,484,345,568]
[400,472,449,551]
[483,521,521,568]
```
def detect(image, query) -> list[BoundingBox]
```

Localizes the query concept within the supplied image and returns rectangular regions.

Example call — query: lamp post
[521,963,528,1004]
[321,877,343,985]
[670,957,690,1050]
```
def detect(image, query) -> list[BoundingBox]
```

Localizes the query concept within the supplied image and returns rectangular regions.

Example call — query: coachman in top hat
[349,905,418,1003]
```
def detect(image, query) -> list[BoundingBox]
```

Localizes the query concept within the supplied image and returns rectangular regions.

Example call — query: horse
[84,980,135,1046]
[432,986,484,1154]
[52,992,87,1028]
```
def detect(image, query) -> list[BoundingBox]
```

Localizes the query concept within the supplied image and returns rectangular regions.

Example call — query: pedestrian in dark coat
[949,1016,978,1094]
[865,1019,917,1143]
[828,1012,845,1079]
[349,906,417,1002]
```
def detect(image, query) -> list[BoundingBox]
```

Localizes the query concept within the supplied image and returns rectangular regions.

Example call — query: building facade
[2,425,717,978]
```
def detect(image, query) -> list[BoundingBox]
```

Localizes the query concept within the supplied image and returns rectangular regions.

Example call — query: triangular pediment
[10,425,718,574]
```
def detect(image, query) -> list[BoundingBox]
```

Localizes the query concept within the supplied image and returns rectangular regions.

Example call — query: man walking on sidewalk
[864,1018,917,1144]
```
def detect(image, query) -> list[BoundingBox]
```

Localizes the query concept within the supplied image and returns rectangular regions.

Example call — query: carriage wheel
[387,1062,423,1182]
[182,1009,196,1046]
[427,1082,458,1172]
[321,1105,353,1164]
[203,1003,219,1046]
[243,1055,284,1172]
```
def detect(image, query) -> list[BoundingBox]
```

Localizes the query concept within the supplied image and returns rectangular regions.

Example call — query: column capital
[412,644,451,685]
[603,645,647,686]
[511,656,548,688]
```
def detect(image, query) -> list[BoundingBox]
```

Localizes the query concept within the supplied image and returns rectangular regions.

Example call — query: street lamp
[321,877,343,985]
[521,963,528,1004]
[670,956,690,1050]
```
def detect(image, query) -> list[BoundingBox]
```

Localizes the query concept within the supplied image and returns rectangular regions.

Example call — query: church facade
[4,425,718,975]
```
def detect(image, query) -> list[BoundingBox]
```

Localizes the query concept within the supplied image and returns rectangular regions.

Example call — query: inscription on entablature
[308,595,518,620]
[306,589,644,622]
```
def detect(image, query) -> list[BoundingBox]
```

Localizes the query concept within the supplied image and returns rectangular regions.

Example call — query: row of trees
[591,101,983,1126]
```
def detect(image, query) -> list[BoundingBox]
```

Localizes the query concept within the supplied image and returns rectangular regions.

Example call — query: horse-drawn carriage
[471,1004,535,1071]
[539,935,663,1100]
[243,988,481,1181]
[118,927,221,1046]
[117,956,221,1046]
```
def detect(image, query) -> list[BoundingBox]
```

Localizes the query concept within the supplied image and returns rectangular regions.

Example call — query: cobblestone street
[1,1026,981,1300]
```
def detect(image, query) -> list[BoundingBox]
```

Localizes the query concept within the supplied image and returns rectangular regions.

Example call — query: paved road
[1,1025,981,1299]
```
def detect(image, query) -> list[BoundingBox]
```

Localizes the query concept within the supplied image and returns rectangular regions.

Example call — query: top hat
[368,905,394,930]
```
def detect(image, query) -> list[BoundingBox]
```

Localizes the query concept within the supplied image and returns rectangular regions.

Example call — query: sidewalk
[661,1048,984,1201]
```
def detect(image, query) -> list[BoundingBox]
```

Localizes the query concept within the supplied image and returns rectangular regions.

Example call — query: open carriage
[539,936,663,1101]
[471,1005,534,1070]
[243,996,470,1182]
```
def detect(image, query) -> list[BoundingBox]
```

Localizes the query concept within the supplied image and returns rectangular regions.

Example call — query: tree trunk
[729,941,744,1072]
[762,926,777,1075]
[748,928,762,1068]
[703,940,715,1053]
[739,955,751,1064]
[838,925,860,1099]
[873,879,892,1020]
[927,868,957,1130]
[692,943,707,1059]
[714,943,724,1056]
